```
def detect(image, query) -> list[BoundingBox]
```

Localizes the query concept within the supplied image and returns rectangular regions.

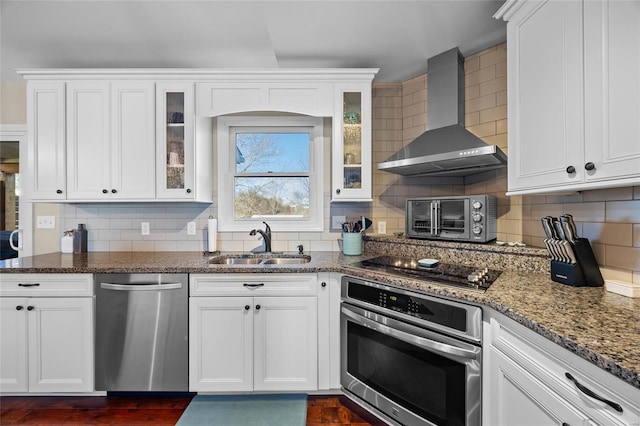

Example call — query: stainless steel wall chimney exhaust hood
[377,47,507,177]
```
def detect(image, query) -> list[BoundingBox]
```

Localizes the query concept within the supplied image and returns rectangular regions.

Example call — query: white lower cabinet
[189,274,318,392]
[0,274,94,393]
[484,310,640,426]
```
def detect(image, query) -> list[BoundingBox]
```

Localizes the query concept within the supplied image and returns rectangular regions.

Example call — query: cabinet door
[66,82,111,200]
[332,84,372,202]
[488,347,596,426]
[506,1,584,193]
[28,297,94,392]
[27,82,66,200]
[189,297,253,392]
[584,1,640,183]
[110,82,156,199]
[0,298,28,392]
[156,83,195,199]
[253,296,317,391]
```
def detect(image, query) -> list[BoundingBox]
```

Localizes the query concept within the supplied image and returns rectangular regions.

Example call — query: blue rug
[176,394,308,426]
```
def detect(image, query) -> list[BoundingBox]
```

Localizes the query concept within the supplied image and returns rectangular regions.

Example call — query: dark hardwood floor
[0,394,386,425]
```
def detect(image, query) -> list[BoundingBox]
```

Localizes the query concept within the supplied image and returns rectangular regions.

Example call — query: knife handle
[562,214,579,240]
[541,217,555,239]
[560,216,576,243]
[552,218,566,240]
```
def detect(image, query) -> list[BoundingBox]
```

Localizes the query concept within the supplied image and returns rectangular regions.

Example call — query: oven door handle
[342,306,480,361]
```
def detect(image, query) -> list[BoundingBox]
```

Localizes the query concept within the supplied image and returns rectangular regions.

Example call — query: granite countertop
[1,240,638,391]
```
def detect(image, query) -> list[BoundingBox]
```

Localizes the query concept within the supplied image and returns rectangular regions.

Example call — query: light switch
[36,216,55,229]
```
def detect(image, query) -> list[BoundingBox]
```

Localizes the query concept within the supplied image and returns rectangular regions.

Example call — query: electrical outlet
[187,221,197,236]
[332,215,346,230]
[141,222,150,235]
[378,221,387,235]
[36,216,55,229]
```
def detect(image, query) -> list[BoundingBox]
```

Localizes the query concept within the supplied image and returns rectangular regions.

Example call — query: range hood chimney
[377,47,507,177]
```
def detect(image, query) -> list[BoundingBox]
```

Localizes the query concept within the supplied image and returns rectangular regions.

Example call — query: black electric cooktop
[351,255,502,291]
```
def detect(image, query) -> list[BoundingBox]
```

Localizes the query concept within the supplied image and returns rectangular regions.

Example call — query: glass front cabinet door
[332,85,372,201]
[156,83,195,199]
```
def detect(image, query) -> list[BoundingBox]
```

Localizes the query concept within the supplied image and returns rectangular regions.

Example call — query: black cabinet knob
[255,304,261,310]
[27,306,34,311]
[244,305,250,310]
[585,162,596,171]
[102,189,108,194]
[186,189,192,194]
[111,189,117,194]
[16,305,24,311]
[56,189,63,194]
[336,189,341,194]
[321,282,327,287]
[566,165,576,174]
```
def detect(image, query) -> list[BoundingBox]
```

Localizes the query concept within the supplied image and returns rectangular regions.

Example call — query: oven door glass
[437,199,469,239]
[346,320,468,426]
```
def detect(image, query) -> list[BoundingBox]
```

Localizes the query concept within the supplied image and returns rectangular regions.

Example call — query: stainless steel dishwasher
[94,273,188,392]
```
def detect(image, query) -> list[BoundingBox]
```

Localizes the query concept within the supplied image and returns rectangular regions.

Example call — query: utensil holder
[342,232,362,256]
[550,238,603,287]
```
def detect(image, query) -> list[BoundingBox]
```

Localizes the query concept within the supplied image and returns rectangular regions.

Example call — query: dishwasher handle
[100,282,183,291]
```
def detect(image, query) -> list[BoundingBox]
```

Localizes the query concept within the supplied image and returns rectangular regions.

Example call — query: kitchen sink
[209,254,311,265]
[261,256,311,265]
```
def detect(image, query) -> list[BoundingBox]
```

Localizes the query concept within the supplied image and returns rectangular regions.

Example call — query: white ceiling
[0,0,507,83]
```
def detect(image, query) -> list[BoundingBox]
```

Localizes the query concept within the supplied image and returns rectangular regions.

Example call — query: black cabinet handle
[566,165,576,174]
[565,372,622,412]
[56,189,63,194]
[18,283,40,287]
[321,282,327,287]
[336,188,341,194]
[243,283,265,288]
[244,305,250,310]
[102,189,108,194]
[186,189,192,194]
[562,423,570,426]
[585,162,596,171]
[16,305,24,311]
[255,304,261,310]
[111,189,117,194]
[27,306,34,311]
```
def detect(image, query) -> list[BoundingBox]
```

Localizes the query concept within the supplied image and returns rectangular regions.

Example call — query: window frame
[217,116,324,232]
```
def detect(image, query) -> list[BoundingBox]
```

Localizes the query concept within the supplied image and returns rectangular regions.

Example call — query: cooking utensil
[541,217,563,262]
[550,216,577,264]
[561,214,578,243]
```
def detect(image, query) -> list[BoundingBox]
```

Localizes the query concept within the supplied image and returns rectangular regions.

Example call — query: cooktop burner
[351,255,502,291]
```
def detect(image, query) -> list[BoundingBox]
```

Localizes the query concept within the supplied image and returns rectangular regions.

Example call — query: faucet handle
[263,221,271,235]
[297,244,304,254]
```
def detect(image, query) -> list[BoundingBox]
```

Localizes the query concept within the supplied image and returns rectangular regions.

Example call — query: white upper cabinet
[496,0,640,195]
[583,1,640,183]
[27,82,66,200]
[156,83,195,200]
[19,69,377,203]
[66,82,156,200]
[332,84,373,201]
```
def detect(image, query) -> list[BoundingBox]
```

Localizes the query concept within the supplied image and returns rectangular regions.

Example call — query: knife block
[550,238,604,287]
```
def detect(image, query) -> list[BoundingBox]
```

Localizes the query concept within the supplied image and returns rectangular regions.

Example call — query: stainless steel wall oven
[341,276,482,426]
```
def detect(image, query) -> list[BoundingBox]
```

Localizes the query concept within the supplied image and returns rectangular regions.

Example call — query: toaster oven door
[408,199,470,240]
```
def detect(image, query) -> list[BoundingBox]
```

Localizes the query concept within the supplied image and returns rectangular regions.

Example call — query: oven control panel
[351,281,467,332]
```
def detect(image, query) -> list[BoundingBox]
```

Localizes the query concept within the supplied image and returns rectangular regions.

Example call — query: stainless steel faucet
[249,221,272,253]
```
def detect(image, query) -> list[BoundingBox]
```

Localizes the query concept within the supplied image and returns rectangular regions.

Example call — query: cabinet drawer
[488,313,640,425]
[190,273,317,297]
[0,274,93,297]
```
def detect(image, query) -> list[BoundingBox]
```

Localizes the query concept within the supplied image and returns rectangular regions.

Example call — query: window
[217,116,324,231]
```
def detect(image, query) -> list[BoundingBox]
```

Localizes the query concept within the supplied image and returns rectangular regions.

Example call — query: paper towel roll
[207,217,217,252]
